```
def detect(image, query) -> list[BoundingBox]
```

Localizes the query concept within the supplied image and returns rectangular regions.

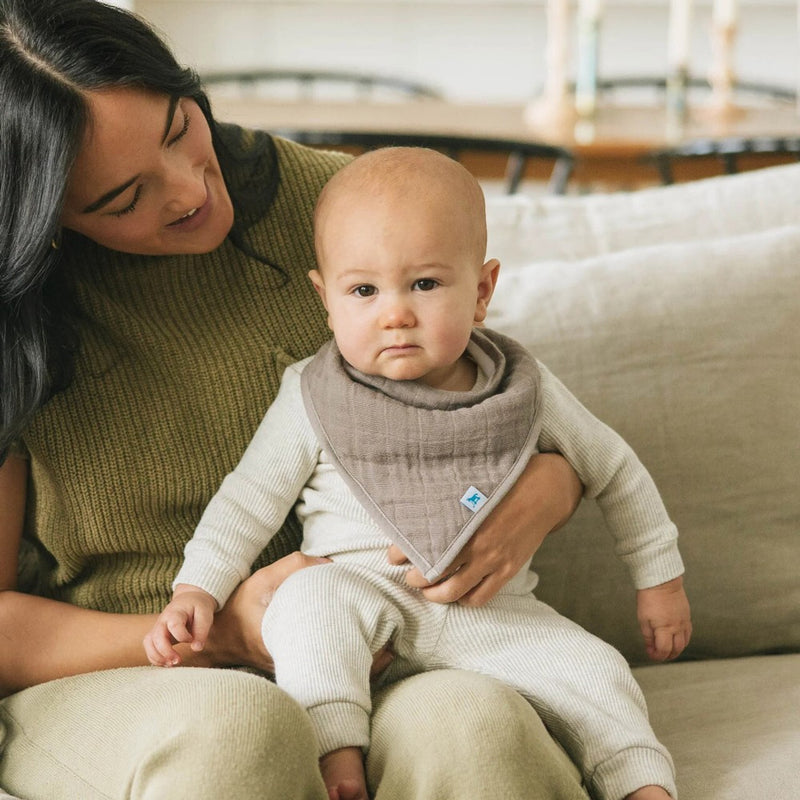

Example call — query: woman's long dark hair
[0,0,272,460]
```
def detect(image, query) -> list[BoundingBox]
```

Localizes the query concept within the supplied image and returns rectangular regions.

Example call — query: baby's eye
[414,278,438,291]
[353,285,377,298]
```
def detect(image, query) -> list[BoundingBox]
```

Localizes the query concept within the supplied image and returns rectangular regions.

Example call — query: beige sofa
[484,163,800,799]
[2,165,797,800]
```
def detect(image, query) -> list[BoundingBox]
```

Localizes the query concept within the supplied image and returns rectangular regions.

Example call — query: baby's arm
[536,363,690,655]
[144,584,217,667]
[637,575,692,661]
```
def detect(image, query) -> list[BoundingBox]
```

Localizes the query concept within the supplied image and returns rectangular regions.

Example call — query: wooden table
[208,94,800,189]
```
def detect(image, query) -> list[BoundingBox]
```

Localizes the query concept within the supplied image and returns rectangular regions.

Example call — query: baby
[146,147,690,800]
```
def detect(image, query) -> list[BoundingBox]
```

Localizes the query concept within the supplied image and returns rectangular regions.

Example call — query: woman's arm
[0,591,157,696]
[0,453,26,591]
[0,547,326,698]
[390,453,583,606]
[0,454,156,695]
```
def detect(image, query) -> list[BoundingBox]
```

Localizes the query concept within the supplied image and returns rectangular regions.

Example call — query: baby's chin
[375,367,429,383]
[357,361,432,384]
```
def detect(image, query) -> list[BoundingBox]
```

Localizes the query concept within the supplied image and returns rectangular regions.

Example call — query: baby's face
[311,187,495,389]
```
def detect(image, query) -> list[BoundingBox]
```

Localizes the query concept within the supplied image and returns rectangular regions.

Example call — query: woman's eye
[110,185,142,218]
[167,111,190,147]
[354,285,376,298]
[414,278,438,291]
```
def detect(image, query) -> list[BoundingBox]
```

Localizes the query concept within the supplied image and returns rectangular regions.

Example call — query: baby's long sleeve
[174,360,320,607]
[536,362,684,589]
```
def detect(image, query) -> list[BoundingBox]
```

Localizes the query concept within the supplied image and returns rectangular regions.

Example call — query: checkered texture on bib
[300,328,542,581]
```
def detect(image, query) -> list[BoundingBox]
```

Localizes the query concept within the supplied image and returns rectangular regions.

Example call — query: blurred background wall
[128,1,798,104]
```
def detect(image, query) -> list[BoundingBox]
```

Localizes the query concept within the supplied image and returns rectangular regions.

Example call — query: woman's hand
[201,552,394,678]
[388,453,583,606]
[200,552,328,672]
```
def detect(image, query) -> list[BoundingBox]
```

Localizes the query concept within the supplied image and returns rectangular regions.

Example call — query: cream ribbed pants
[263,558,676,800]
[0,664,589,799]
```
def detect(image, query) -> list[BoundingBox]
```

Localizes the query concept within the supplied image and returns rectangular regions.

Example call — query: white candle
[708,0,737,112]
[575,0,603,116]
[543,0,570,101]
[797,0,800,116]
[668,0,693,73]
[713,0,737,29]
[524,0,574,127]
[578,0,602,24]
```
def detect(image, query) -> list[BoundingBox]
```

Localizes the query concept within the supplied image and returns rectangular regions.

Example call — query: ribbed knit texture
[263,558,677,797]
[301,329,543,581]
[0,667,327,798]
[0,666,593,799]
[21,131,350,614]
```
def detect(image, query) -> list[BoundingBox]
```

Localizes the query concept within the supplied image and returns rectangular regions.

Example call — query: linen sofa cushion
[487,162,800,263]
[634,653,800,800]
[486,224,800,665]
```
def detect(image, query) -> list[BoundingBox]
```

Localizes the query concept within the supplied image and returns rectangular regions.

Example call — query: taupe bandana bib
[300,328,542,581]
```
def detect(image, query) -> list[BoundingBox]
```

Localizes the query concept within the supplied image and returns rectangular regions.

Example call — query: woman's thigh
[368,669,589,800]
[0,667,327,800]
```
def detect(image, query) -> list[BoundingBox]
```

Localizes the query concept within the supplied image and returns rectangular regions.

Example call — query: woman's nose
[164,155,206,209]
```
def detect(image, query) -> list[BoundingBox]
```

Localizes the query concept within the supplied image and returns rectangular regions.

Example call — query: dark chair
[578,76,796,107]
[646,136,800,184]
[200,68,443,102]
[578,76,798,184]
[269,129,574,195]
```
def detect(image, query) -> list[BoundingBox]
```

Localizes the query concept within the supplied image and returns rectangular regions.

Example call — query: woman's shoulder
[272,134,352,187]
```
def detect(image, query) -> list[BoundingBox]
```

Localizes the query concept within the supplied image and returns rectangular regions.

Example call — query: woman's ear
[474,258,501,324]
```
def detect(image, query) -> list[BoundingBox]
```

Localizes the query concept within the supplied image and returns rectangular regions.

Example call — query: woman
[0,1,587,798]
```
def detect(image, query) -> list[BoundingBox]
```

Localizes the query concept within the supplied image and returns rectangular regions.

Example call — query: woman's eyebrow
[82,175,139,214]
[160,95,180,145]
[81,96,180,214]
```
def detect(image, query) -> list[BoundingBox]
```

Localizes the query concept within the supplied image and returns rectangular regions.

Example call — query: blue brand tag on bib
[460,486,488,513]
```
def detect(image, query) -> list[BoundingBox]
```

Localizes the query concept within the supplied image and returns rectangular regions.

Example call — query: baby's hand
[143,584,217,667]
[636,576,692,662]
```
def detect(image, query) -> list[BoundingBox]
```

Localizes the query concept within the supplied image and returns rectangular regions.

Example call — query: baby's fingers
[144,622,183,667]
[647,627,675,661]
[165,612,195,648]
[187,604,215,653]
[648,625,691,662]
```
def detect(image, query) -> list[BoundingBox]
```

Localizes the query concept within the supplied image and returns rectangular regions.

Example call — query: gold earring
[51,239,60,250]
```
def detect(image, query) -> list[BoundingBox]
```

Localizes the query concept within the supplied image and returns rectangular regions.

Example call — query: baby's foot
[625,786,672,800]
[320,746,369,800]
[327,777,367,800]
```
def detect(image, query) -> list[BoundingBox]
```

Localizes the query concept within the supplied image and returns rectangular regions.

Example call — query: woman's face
[60,87,234,256]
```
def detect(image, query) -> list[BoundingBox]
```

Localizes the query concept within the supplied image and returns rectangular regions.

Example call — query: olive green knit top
[21,130,349,615]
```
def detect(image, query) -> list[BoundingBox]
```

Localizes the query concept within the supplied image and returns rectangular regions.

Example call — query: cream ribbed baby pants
[263,555,676,800]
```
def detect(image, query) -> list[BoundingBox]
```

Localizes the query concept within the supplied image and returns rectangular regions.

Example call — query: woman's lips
[167,191,212,232]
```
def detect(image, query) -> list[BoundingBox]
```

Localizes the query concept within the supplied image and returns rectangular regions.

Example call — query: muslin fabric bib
[300,328,542,580]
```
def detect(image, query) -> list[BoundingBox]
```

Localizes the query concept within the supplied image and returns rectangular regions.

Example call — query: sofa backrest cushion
[487,162,800,264]
[486,221,800,666]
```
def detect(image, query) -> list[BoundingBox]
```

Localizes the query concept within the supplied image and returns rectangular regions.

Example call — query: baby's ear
[308,269,327,305]
[308,270,334,330]
[474,259,500,323]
